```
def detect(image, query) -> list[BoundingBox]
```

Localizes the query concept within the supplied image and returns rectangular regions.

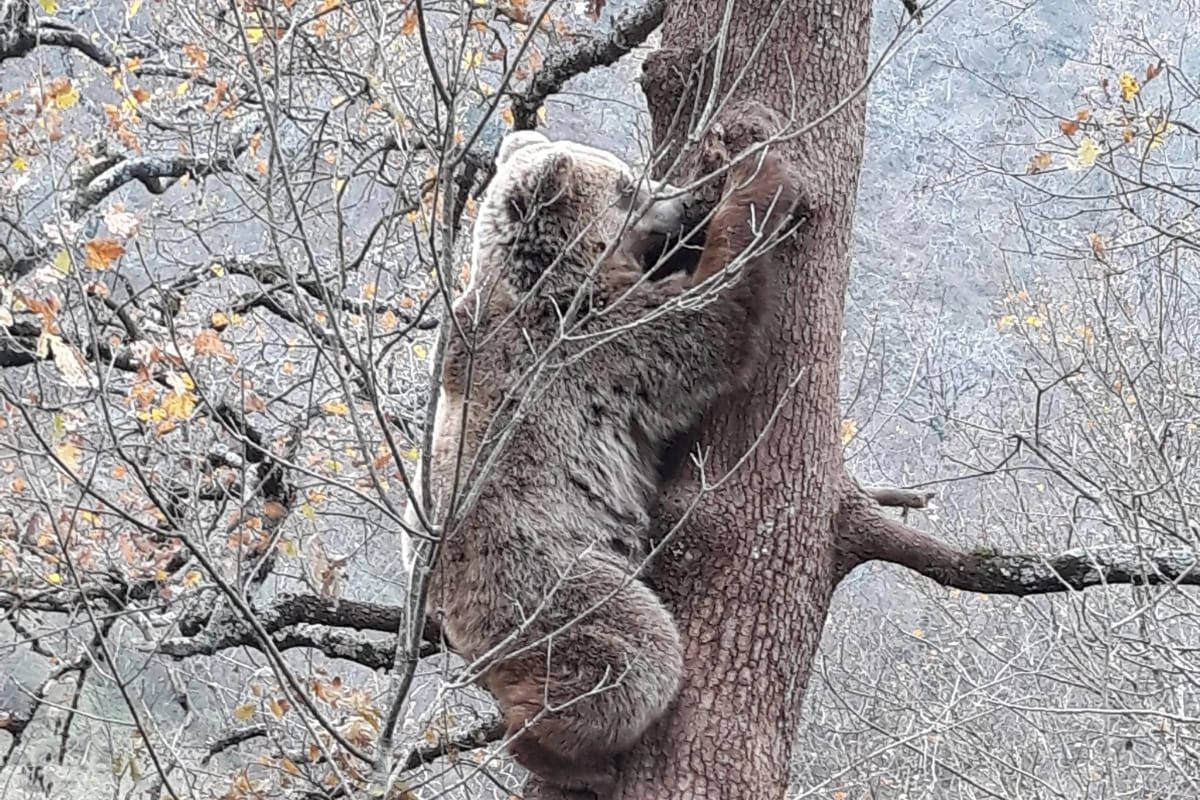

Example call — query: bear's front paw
[697,123,731,176]
[718,101,785,152]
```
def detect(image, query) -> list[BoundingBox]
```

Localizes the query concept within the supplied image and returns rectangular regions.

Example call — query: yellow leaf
[1077,137,1098,167]
[278,539,298,556]
[413,344,428,359]
[246,27,264,43]
[400,446,420,462]
[1119,72,1140,102]
[1024,314,1042,328]
[462,50,483,70]
[154,568,168,582]
[38,0,57,13]
[126,0,143,16]
[839,418,857,445]
[996,314,1016,330]
[233,703,257,722]
[55,87,80,109]
[85,238,126,269]
[183,570,201,587]
[323,400,349,416]
[500,108,514,127]
[56,441,81,474]
[53,249,71,273]
[46,572,63,585]
[11,157,28,172]
[175,81,189,97]
[161,390,197,420]
[537,105,548,125]
[301,503,316,520]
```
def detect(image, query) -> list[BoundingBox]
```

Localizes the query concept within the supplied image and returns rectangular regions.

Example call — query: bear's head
[471,131,686,295]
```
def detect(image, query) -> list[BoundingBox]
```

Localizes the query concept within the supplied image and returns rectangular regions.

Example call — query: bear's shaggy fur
[414,126,799,795]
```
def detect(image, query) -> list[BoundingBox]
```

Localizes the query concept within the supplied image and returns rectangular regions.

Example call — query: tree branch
[71,149,248,216]
[160,593,442,662]
[862,485,934,509]
[0,14,118,68]
[838,494,1200,596]
[511,0,666,129]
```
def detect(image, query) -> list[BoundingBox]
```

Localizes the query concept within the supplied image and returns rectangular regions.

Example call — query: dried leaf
[84,238,125,269]
[1025,151,1052,174]
[194,328,235,361]
[233,703,256,722]
[1058,118,1078,137]
[104,204,141,238]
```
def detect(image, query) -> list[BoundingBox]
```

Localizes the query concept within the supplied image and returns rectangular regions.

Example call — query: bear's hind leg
[507,732,618,798]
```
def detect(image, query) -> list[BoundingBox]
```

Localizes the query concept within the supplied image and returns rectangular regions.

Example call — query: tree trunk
[620,2,873,798]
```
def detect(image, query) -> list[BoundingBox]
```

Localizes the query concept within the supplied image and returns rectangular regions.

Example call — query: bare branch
[862,485,934,509]
[71,141,255,216]
[0,13,119,68]
[400,717,506,772]
[838,492,1200,596]
[160,593,442,662]
[511,0,666,129]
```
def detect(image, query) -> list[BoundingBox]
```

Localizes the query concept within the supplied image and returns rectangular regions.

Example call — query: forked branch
[839,489,1200,595]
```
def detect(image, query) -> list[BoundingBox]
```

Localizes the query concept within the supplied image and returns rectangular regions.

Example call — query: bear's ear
[497,130,550,166]
[524,150,574,208]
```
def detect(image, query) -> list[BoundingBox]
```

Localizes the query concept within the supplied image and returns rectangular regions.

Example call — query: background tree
[1,0,1198,798]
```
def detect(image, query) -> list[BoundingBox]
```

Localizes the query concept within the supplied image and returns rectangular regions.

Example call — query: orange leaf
[194,328,234,361]
[85,238,126,269]
[1058,119,1079,137]
[401,10,417,35]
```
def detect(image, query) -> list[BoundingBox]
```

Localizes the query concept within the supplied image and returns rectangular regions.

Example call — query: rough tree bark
[616,2,873,798]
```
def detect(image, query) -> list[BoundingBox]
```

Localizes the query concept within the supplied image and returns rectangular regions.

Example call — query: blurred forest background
[1,0,1197,797]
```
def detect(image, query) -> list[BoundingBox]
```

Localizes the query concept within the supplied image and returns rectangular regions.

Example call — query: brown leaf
[587,0,604,19]
[194,328,235,362]
[1026,151,1052,174]
[85,238,126,269]
[401,11,417,35]
[1058,118,1079,137]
